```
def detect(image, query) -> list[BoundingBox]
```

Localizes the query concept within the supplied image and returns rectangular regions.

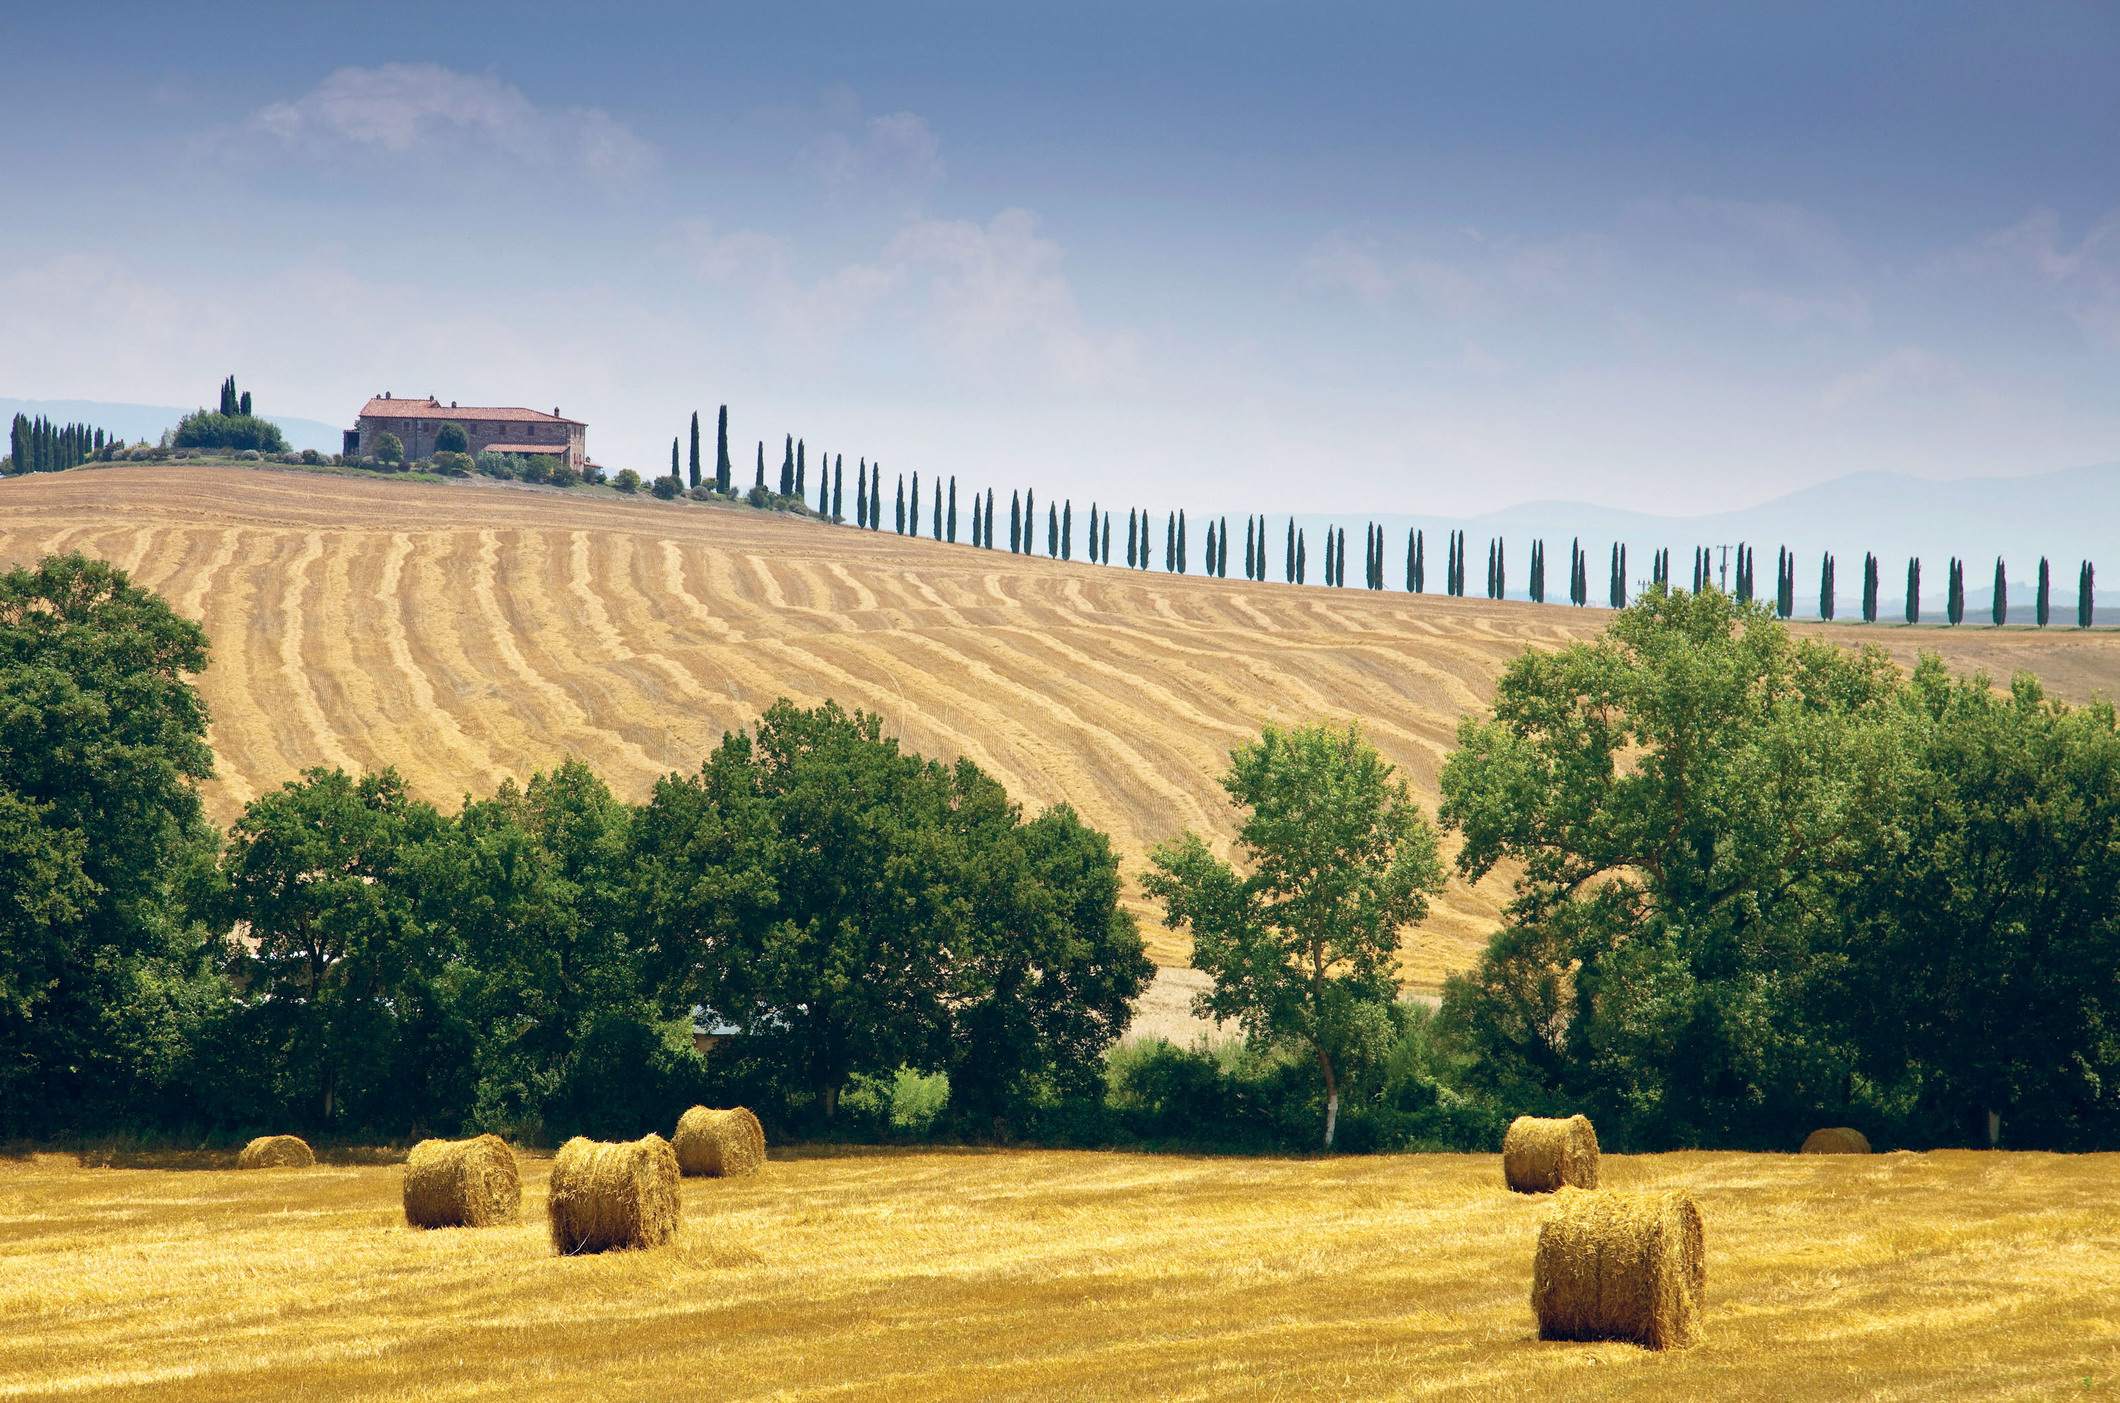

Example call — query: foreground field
[3,1148,2113,1400]
[6,465,2119,984]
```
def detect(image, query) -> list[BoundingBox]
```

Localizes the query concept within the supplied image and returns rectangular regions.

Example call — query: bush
[843,1067,952,1136]
[431,451,473,477]
[173,411,287,454]
[434,421,470,455]
[299,449,323,465]
[518,457,551,484]
[613,468,642,493]
[582,465,606,485]
[238,449,262,462]
[474,452,516,479]
[746,483,769,508]
[651,474,680,500]
[548,464,581,488]
[375,432,404,466]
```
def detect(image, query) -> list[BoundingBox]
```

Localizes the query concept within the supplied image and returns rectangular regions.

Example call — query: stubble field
[4,464,2118,986]
[2,1147,2114,1401]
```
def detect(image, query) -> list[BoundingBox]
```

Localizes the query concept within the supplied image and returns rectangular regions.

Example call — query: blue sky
[5,2,2117,516]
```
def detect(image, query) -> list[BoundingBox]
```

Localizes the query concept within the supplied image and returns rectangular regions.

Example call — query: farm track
[7,464,2119,987]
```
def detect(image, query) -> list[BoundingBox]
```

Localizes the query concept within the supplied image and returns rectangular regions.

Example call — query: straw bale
[547,1134,680,1254]
[1533,1187,1705,1350]
[1502,1114,1599,1193]
[402,1134,521,1228]
[672,1106,766,1178]
[236,1135,314,1169]
[1799,1126,1872,1155]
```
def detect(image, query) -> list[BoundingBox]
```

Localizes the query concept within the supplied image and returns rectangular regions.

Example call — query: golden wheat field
[3,1147,2115,1400]
[5,464,2119,985]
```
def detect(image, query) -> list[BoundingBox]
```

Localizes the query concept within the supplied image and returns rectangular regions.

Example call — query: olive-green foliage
[174,411,288,454]
[1143,721,1445,1148]
[630,699,1151,1133]
[434,422,470,455]
[0,554,222,1135]
[1438,586,1909,1148]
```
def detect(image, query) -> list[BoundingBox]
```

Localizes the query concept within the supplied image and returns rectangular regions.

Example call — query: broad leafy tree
[1144,721,1444,1148]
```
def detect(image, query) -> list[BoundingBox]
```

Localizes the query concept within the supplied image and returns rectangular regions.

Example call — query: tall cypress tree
[797,439,808,498]
[1244,516,1256,580]
[1496,537,1506,598]
[1296,529,1307,584]
[716,406,731,492]
[1947,557,1964,625]
[1127,509,1138,568]
[1222,517,1232,578]
[756,441,766,489]
[911,472,921,536]
[1609,543,1625,609]
[821,457,832,516]
[1992,557,2008,626]
[833,458,844,521]
[1324,528,1337,586]
[1048,502,1059,557]
[689,412,701,487]
[1086,503,1097,562]
[2037,557,2051,627]
[949,478,960,543]
[1011,492,1023,552]
[1862,552,1879,623]
[1906,558,1920,624]
[1166,513,1176,572]
[896,475,907,534]
[856,461,869,527]
[2080,560,2095,628]
[1102,512,1111,565]
[1819,553,1835,622]
[781,435,794,496]
[1286,519,1296,583]
[1179,512,1190,574]
[1530,540,1544,603]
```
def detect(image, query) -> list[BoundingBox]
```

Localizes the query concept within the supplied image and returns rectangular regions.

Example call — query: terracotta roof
[358,396,582,425]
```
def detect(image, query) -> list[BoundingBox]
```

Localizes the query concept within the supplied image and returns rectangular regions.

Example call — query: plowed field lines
[7,465,2118,987]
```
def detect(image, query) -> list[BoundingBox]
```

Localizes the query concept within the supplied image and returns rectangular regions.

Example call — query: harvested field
[0,1147,2113,1400]
[6,464,2118,985]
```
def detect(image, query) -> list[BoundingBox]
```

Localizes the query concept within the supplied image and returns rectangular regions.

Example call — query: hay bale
[672,1106,766,1178]
[236,1135,314,1169]
[1532,1187,1705,1350]
[1502,1114,1599,1193]
[1799,1126,1872,1155]
[547,1134,680,1254]
[403,1134,521,1228]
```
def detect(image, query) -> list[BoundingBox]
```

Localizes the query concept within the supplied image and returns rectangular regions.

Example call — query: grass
[2,1146,2114,1400]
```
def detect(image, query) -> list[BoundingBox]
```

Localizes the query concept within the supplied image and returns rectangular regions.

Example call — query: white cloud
[1980,206,2120,348]
[1821,346,1973,410]
[233,64,656,179]
[1300,231,1479,314]
[886,209,1138,388]
[679,222,902,358]
[802,111,944,211]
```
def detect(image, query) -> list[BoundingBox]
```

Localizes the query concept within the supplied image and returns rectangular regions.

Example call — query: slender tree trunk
[1317,1046,1339,1150]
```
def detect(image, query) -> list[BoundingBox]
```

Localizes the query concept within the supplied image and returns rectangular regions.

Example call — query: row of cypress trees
[6,415,115,475]
[662,413,2100,626]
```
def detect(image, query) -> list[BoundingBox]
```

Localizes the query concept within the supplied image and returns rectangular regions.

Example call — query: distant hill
[1292,460,2120,614]
[0,398,346,455]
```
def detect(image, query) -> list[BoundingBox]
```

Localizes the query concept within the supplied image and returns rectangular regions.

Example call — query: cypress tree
[1296,529,1307,584]
[1179,512,1190,574]
[896,475,907,534]
[1244,516,1256,580]
[1992,557,2008,626]
[755,441,765,489]
[716,406,731,492]
[1102,512,1111,565]
[689,412,701,487]
[1412,530,1425,593]
[1906,558,1920,624]
[931,478,941,538]
[1011,492,1023,553]
[781,435,794,496]
[1862,553,1879,623]
[1496,537,1506,598]
[1127,509,1138,568]
[821,457,832,516]
[797,439,807,498]
[987,490,997,548]
[833,458,844,521]
[1024,490,1036,551]
[1820,553,1835,622]
[949,478,960,543]
[1530,540,1545,603]
[671,438,680,479]
[1324,528,1336,586]
[1223,517,1232,578]
[1207,520,1218,576]
[856,461,869,527]
[1166,513,1176,572]
[1086,503,1097,562]
[1947,557,1964,625]
[2037,557,2051,627]
[1048,502,1059,557]
[1609,544,1625,609]
[1286,519,1296,583]
[2080,560,2095,628]
[911,472,921,535]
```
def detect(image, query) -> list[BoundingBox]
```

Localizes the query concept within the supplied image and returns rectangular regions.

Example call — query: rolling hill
[6,464,2119,992]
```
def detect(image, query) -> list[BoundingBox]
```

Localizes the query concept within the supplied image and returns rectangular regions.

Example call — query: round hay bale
[672,1106,766,1178]
[1502,1114,1599,1193]
[1799,1126,1872,1155]
[236,1135,314,1169]
[547,1134,680,1254]
[1533,1187,1705,1350]
[403,1134,521,1228]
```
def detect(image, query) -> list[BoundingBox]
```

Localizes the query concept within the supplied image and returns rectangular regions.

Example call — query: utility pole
[1718,545,1730,594]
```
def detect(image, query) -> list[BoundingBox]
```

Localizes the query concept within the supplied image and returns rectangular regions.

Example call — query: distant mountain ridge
[0,398,345,455]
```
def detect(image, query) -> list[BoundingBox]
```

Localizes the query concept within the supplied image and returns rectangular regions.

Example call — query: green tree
[1144,721,1445,1148]
[375,432,404,466]
[2037,558,2051,628]
[613,468,642,493]
[0,555,221,1134]
[689,412,702,489]
[717,407,732,493]
[1992,558,2008,626]
[221,768,445,1128]
[436,421,470,455]
[1436,587,1909,1147]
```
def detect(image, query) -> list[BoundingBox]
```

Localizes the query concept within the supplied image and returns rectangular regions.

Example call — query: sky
[4,1,2118,519]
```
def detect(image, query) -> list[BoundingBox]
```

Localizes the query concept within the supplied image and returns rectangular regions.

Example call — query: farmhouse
[349,394,586,469]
